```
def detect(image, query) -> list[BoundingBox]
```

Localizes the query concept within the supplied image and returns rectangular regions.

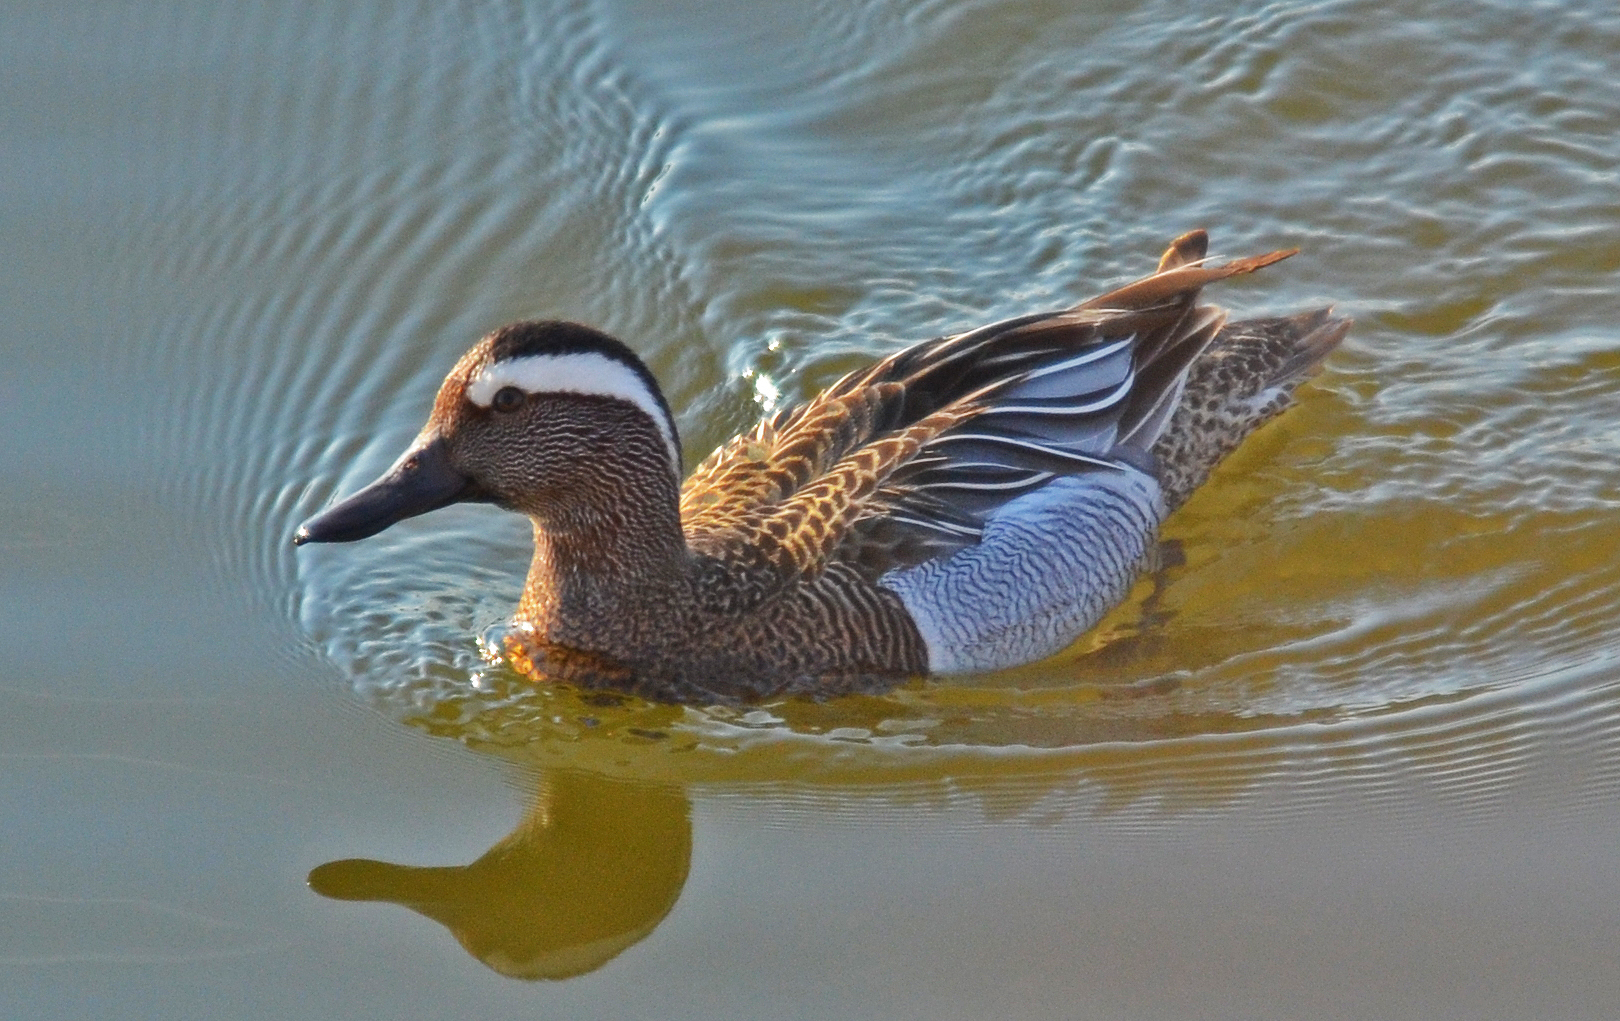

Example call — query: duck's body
[297,231,1348,702]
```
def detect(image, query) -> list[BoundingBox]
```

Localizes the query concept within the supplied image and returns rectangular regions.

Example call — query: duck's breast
[877,470,1163,674]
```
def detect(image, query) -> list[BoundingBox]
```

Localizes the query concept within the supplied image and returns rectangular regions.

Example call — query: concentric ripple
[92,0,1620,799]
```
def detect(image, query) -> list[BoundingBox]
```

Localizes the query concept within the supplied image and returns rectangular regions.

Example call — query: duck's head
[294,321,681,546]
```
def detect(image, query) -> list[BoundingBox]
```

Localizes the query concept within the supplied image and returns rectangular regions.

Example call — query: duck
[295,230,1348,703]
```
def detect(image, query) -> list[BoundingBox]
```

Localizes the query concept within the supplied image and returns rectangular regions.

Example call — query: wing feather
[680,231,1299,586]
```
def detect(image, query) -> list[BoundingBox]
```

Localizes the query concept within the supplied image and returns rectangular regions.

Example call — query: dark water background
[6,0,1620,1017]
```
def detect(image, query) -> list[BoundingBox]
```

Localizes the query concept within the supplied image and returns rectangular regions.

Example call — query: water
[6,0,1620,1017]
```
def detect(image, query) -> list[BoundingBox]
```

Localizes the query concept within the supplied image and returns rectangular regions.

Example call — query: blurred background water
[5,0,1620,1017]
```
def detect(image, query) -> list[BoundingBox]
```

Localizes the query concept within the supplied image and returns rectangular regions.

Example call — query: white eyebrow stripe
[466,352,681,471]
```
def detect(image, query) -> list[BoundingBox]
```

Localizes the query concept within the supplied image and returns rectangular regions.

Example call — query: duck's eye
[491,386,526,413]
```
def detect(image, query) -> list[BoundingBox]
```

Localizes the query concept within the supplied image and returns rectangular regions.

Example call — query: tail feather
[1152,307,1350,512]
[1265,308,1351,388]
[1155,229,1210,273]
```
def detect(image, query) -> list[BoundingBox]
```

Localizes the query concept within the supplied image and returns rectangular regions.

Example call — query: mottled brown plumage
[1154,307,1349,511]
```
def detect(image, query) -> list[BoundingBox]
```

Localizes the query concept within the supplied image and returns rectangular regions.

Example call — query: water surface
[5,0,1620,1017]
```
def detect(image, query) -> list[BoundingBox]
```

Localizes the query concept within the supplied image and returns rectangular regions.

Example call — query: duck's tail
[1152,305,1351,513]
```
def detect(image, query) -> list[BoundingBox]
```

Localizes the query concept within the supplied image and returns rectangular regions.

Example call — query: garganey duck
[296,231,1348,702]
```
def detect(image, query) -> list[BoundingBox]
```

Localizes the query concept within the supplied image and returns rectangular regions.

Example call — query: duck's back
[666,232,1346,685]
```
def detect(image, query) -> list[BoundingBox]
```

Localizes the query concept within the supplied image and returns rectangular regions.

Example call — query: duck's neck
[515,471,688,654]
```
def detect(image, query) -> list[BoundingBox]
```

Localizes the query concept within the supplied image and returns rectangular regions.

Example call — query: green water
[6,0,1620,1017]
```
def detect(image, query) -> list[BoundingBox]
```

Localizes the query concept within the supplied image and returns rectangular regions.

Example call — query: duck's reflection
[308,770,690,980]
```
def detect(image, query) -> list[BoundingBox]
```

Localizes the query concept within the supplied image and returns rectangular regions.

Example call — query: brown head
[294,320,683,546]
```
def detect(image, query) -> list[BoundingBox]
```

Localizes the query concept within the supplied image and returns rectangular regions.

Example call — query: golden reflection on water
[310,651,1620,982]
[309,771,689,981]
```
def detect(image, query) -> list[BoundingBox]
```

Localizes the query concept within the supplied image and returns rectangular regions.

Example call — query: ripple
[85,0,1620,809]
